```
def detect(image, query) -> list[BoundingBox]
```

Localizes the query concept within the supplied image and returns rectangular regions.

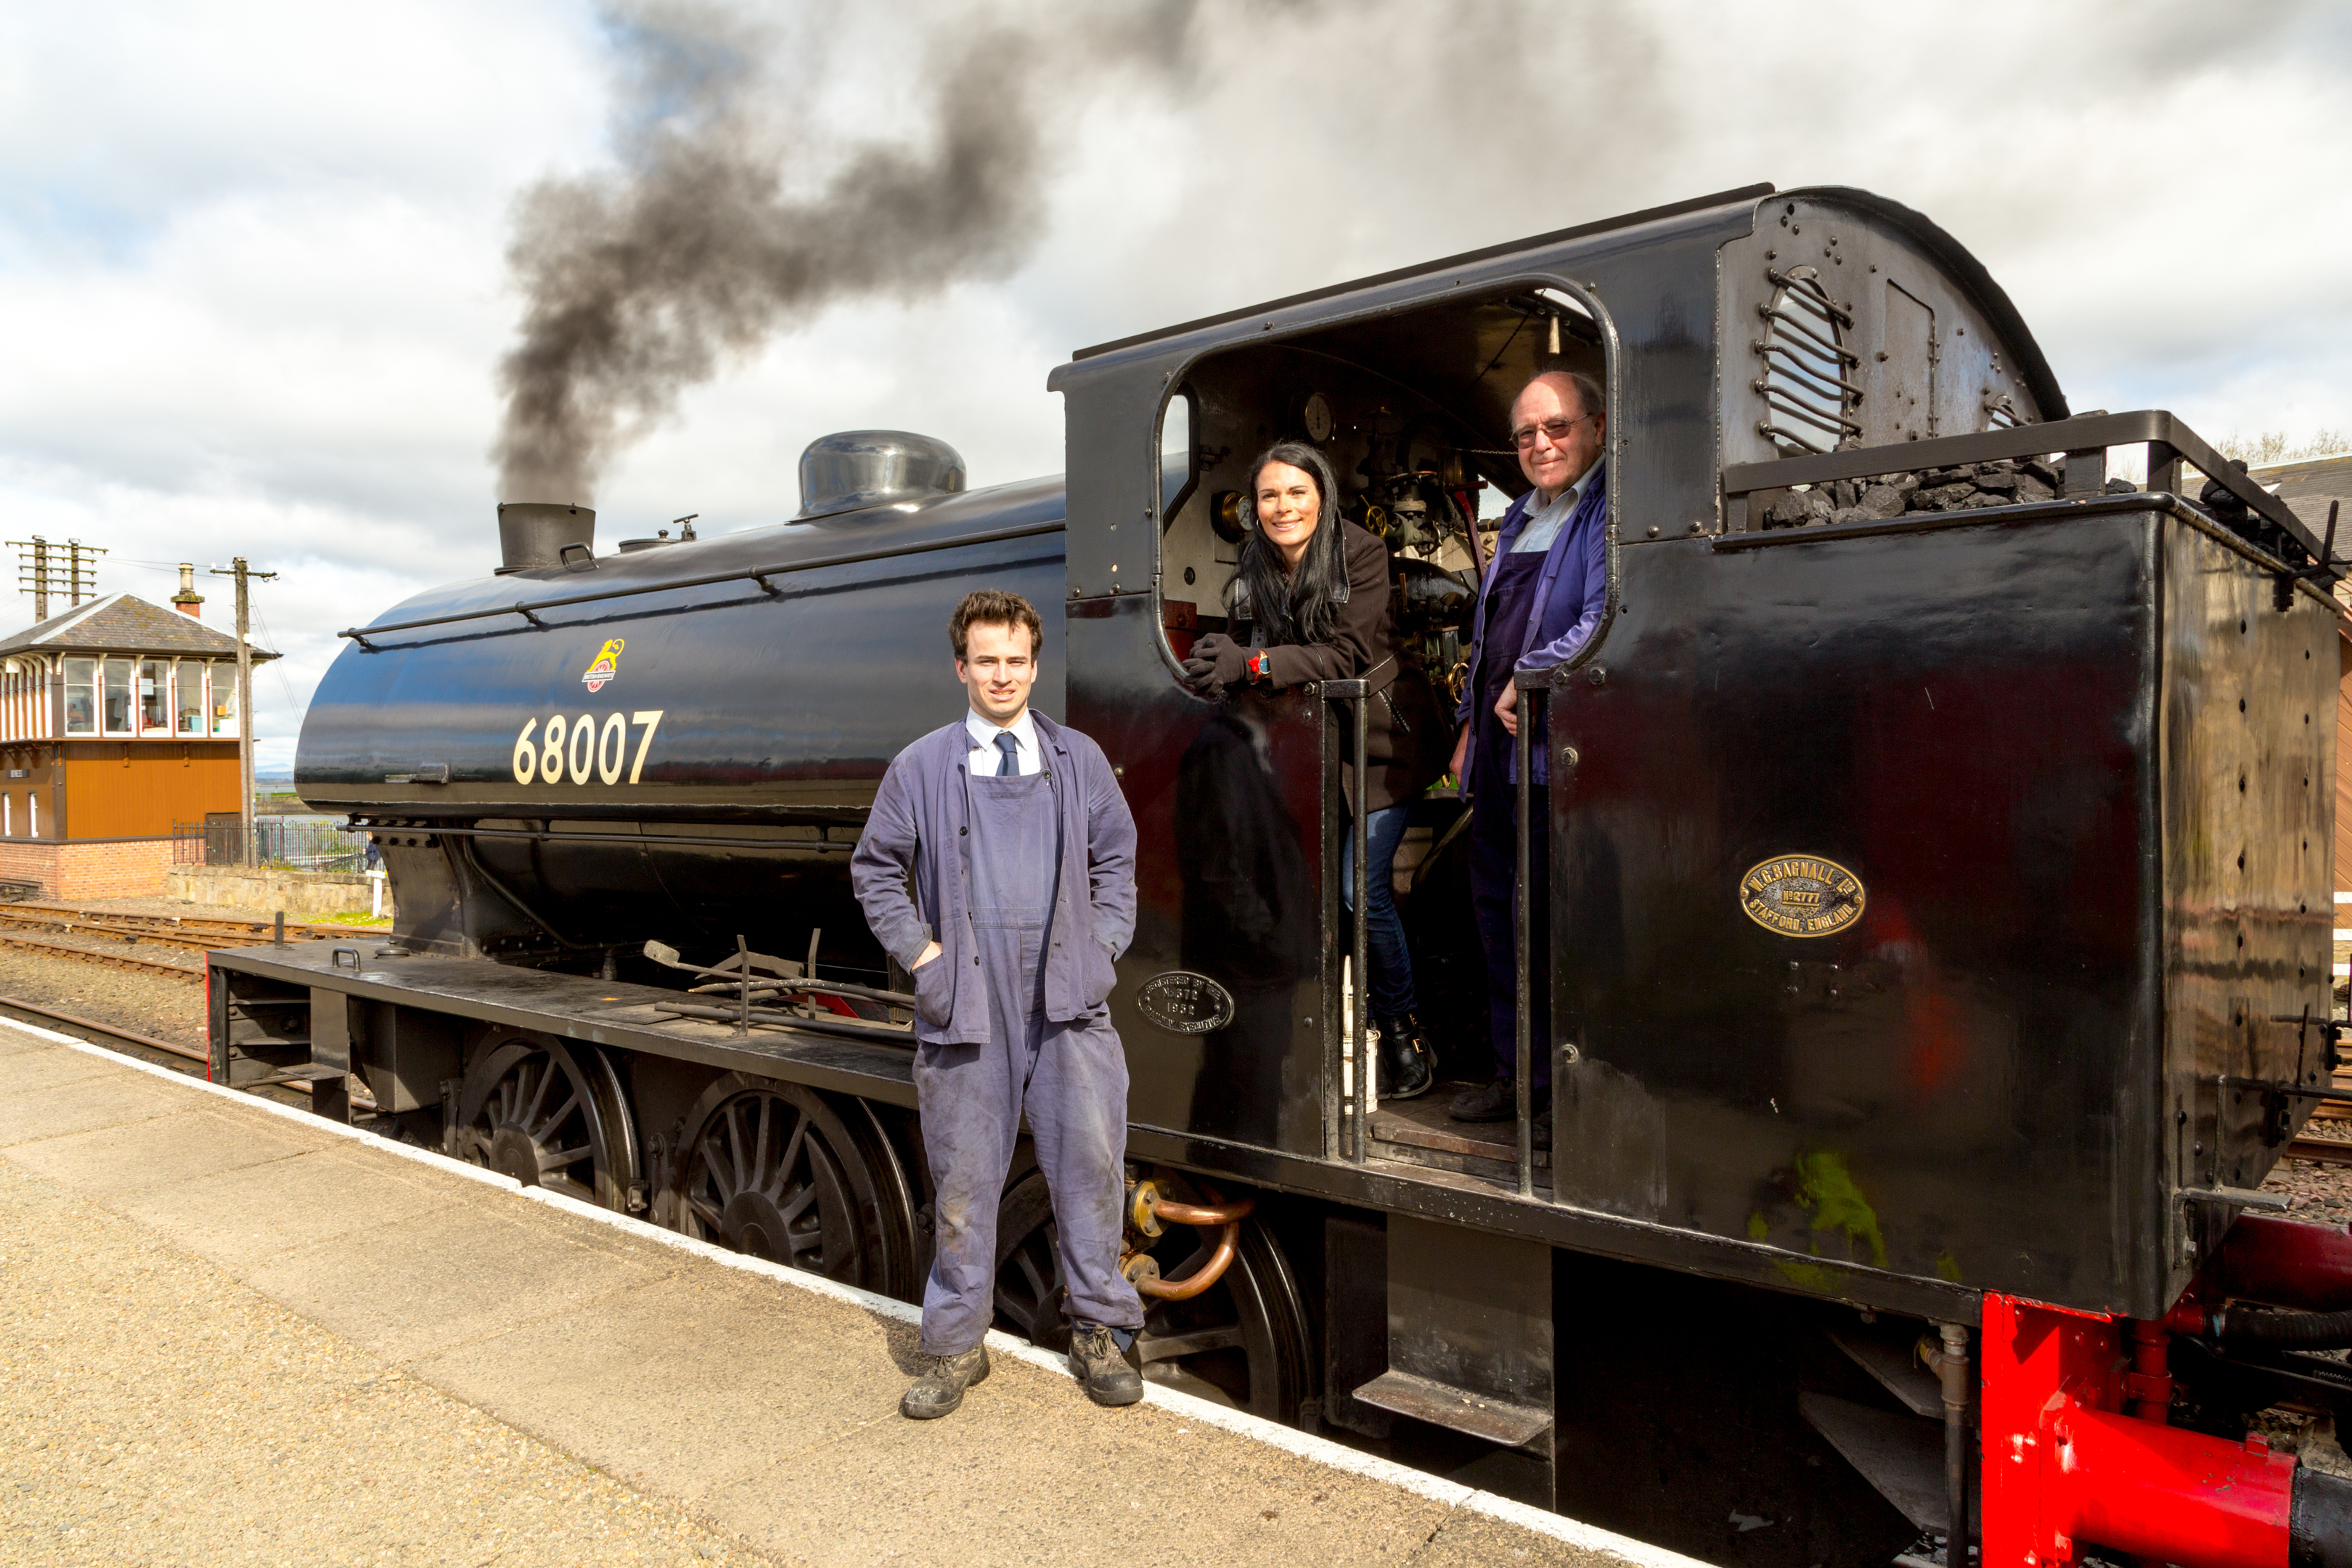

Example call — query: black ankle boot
[1376,1013,1434,1101]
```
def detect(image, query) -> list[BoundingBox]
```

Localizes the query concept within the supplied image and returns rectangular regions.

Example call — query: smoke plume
[494,0,1194,504]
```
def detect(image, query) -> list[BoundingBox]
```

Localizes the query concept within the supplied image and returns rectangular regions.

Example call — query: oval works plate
[1135,971,1236,1034]
[1739,855,1866,938]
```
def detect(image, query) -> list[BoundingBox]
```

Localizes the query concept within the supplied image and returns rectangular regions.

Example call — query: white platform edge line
[21,1019,1710,1568]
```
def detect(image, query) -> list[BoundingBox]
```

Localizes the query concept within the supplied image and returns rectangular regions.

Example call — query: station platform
[0,1016,1699,1568]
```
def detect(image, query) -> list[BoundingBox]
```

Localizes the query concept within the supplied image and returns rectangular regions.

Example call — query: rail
[336,519,1068,644]
[1719,409,2335,571]
[1315,679,1376,1164]
[1512,670,1545,1199]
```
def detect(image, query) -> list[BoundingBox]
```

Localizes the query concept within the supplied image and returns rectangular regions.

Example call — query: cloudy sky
[1,0,2346,771]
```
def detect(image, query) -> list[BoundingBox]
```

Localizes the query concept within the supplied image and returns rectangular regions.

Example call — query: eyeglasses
[1510,412,1598,449]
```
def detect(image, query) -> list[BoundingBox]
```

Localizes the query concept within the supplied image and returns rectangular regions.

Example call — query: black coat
[1235,521,1451,814]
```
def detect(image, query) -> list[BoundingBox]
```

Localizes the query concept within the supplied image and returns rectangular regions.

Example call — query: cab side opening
[1153,281,1609,1166]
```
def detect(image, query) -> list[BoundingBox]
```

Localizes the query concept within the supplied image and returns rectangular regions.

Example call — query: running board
[1799,1390,1972,1535]
[1353,1215,1553,1450]
[1352,1369,1551,1447]
[1826,1325,1943,1418]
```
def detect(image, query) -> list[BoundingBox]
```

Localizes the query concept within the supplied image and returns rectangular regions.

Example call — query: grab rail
[1315,678,1375,1164]
[1718,409,2332,571]
[1511,669,1546,1199]
[336,518,1068,645]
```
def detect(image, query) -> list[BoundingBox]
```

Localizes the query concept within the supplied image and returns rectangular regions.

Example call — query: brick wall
[56,837,176,899]
[0,836,176,899]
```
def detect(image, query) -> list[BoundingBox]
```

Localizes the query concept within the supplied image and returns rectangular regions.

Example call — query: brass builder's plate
[1740,855,1866,938]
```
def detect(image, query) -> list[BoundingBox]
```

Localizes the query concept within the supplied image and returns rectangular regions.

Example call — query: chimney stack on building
[172,563,203,618]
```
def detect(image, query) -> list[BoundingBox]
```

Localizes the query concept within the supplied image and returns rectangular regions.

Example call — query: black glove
[1182,633,1250,699]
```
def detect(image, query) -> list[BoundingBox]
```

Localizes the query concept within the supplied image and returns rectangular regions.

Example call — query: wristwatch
[1246,649,1272,685]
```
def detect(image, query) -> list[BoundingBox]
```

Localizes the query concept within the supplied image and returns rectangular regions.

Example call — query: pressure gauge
[1302,392,1334,443]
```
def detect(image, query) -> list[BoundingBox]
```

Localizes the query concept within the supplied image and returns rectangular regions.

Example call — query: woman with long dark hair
[1180,441,1448,1099]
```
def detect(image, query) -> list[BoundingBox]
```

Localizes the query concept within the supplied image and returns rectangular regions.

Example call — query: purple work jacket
[850,711,1138,1045]
[1454,462,1610,785]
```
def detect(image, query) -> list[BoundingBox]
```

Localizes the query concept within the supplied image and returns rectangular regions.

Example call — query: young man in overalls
[851,589,1146,1418]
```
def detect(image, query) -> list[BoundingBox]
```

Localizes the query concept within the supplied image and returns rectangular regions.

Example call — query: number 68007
[512,710,663,786]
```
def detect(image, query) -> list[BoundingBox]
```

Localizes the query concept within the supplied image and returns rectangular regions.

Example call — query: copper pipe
[1149,1193,1254,1227]
[1132,1185,1254,1300]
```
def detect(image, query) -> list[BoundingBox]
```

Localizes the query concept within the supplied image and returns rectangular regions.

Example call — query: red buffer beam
[1981,1293,2352,1568]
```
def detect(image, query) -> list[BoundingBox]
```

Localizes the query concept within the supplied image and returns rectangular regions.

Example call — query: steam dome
[796,430,966,520]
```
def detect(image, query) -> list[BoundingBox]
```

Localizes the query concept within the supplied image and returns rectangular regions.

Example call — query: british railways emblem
[1739,855,1866,938]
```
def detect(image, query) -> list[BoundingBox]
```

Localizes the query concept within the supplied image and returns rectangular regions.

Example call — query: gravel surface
[0,1156,781,1567]
[0,948,206,1048]
[2262,1116,2352,1227]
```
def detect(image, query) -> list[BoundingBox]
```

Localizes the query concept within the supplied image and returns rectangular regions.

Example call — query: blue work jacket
[850,711,1137,1045]
[1453,462,1610,786]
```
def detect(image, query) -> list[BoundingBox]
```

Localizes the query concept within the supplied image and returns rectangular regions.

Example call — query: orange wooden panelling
[58,744,242,840]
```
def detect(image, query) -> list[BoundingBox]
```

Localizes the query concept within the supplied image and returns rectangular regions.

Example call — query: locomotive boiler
[213,183,2352,1568]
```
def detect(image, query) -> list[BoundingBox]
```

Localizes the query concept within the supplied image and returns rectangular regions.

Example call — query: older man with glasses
[1445,369,1608,1128]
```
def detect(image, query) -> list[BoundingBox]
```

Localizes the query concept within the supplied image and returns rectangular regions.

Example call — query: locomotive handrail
[337,518,1068,643]
[1511,670,1544,1200]
[1720,409,2330,569]
[1310,679,1376,1164]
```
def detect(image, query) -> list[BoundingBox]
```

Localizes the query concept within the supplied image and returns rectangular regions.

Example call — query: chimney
[495,502,595,574]
[172,563,203,618]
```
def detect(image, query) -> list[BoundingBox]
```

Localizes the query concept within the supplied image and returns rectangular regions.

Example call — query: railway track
[0,902,362,950]
[0,929,204,979]
[0,989,367,1112]
[0,990,207,1065]
[0,902,385,981]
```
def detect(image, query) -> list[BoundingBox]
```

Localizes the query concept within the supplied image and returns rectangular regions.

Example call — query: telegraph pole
[64,541,99,607]
[7,536,102,621]
[20,538,47,621]
[210,558,277,867]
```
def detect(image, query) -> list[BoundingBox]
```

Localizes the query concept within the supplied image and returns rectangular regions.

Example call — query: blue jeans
[1340,800,1418,1020]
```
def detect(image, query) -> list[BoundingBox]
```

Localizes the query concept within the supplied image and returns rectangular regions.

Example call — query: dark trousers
[1340,799,1420,1019]
[1469,719,1551,1088]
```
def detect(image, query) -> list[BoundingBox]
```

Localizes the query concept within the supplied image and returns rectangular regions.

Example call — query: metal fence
[172,814,369,872]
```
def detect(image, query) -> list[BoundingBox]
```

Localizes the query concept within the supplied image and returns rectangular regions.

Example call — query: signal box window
[212,671,237,737]
[139,658,170,735]
[176,661,205,735]
[62,658,95,735]
[102,658,132,735]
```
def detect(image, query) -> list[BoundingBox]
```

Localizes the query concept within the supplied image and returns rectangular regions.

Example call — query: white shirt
[1511,467,1594,554]
[965,707,1042,776]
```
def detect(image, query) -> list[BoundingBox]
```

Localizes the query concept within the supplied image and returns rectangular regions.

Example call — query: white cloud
[1,0,2348,777]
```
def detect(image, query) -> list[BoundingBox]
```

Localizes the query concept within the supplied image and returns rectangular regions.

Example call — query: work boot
[1376,1013,1434,1101]
[1448,1077,1550,1125]
[900,1347,989,1419]
[1068,1323,1144,1407]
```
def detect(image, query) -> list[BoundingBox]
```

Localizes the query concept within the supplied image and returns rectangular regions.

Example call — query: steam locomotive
[211,183,2352,1568]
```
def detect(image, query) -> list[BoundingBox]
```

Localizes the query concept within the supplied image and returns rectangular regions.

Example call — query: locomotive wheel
[989,1167,1315,1422]
[666,1075,916,1297]
[992,1169,1072,1352]
[452,1036,640,1210]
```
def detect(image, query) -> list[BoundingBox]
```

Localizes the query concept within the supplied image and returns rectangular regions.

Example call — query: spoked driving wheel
[450,1035,640,1210]
[666,1074,917,1297]
[992,1168,1071,1352]
[989,1162,1314,1422]
[1128,1184,1314,1421]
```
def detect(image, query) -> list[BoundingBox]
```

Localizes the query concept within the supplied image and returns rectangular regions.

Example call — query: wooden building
[0,591,277,898]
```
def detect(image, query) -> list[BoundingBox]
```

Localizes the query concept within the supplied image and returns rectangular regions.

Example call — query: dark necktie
[994,732,1020,777]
